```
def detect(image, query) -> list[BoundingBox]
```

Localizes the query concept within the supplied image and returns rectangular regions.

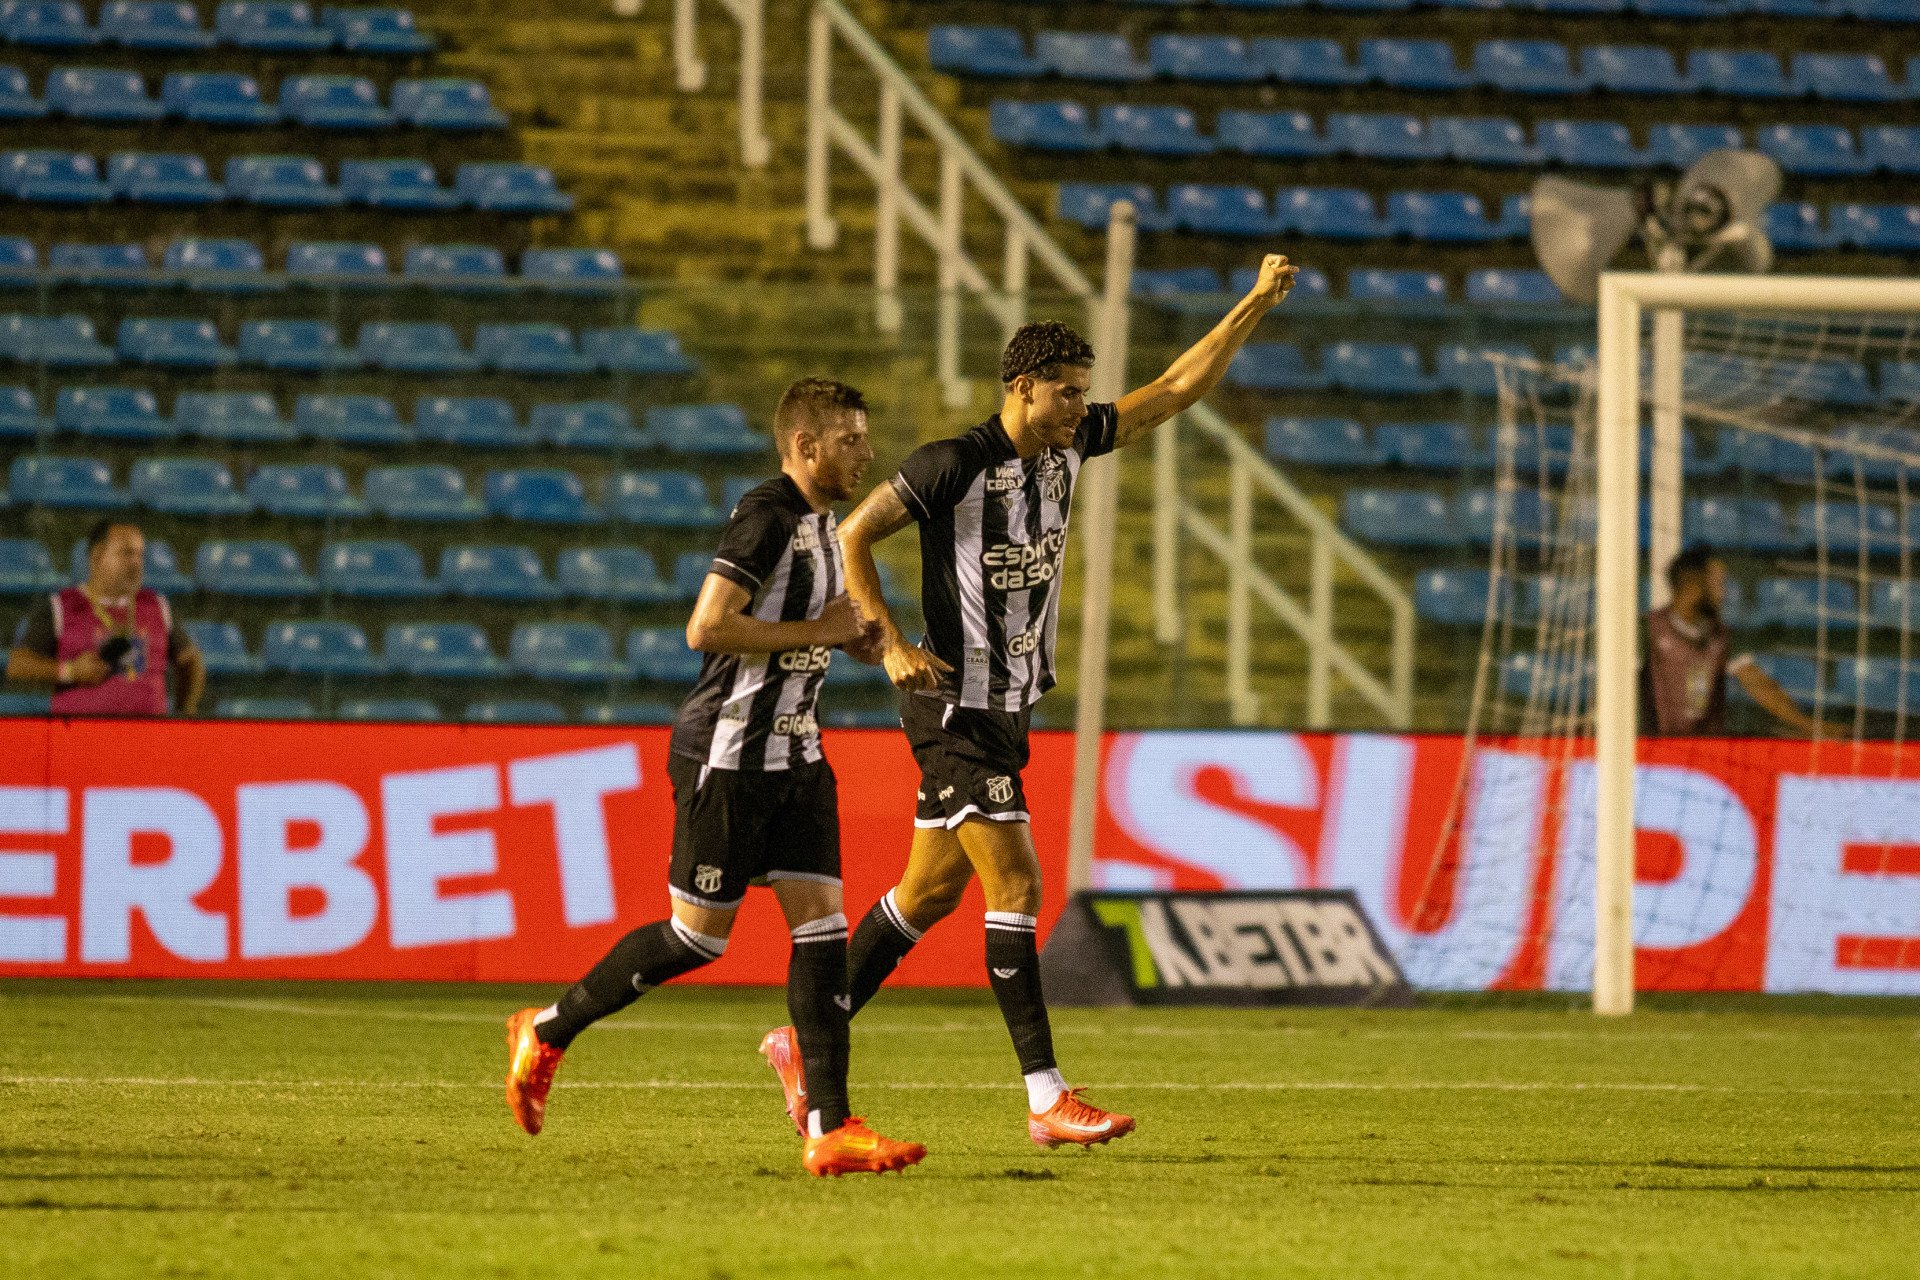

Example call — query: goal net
[1443,273,1920,1011]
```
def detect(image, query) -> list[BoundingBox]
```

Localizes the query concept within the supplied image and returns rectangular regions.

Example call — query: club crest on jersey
[693,864,724,895]
[986,776,1015,805]
[1037,453,1067,503]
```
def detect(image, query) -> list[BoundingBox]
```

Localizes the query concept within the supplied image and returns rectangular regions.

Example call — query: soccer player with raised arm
[504,377,926,1178]
[758,253,1299,1149]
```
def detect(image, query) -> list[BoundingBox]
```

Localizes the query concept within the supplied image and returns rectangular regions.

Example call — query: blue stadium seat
[265,620,384,677]
[531,401,644,450]
[609,470,723,527]
[1582,44,1692,93]
[2,2,95,47]
[392,78,507,128]
[719,477,759,511]
[109,151,222,204]
[1833,203,1920,251]
[1687,49,1793,97]
[339,158,455,210]
[629,626,704,684]
[465,700,565,724]
[1789,358,1876,406]
[0,313,114,365]
[1644,122,1746,168]
[583,329,698,375]
[1378,420,1479,469]
[438,544,561,601]
[320,539,435,599]
[1538,119,1643,168]
[521,248,624,292]
[0,65,45,117]
[927,26,1044,78]
[1148,34,1264,83]
[9,456,128,508]
[281,72,390,127]
[1254,38,1365,86]
[1034,31,1151,82]
[1360,37,1472,89]
[0,384,42,439]
[287,240,388,284]
[1458,488,1549,547]
[1869,580,1920,630]
[216,2,332,50]
[131,457,250,516]
[1388,191,1500,242]
[511,622,627,683]
[1277,187,1388,239]
[164,237,270,292]
[1215,109,1328,158]
[55,384,169,440]
[297,393,408,445]
[357,321,477,374]
[1436,116,1539,165]
[100,2,215,49]
[1765,202,1835,251]
[1099,104,1212,155]
[0,691,50,716]
[1792,52,1903,102]
[2,149,111,202]
[403,243,506,288]
[217,697,317,720]
[1436,343,1536,394]
[239,319,357,371]
[484,468,602,524]
[385,622,508,679]
[182,620,262,676]
[414,395,532,449]
[367,465,485,522]
[825,657,891,690]
[117,316,237,368]
[1828,656,1909,714]
[1057,183,1174,231]
[1340,489,1457,546]
[247,462,365,519]
[1348,268,1447,305]
[1864,126,1920,176]
[174,390,297,443]
[1226,342,1327,391]
[1882,360,1920,402]
[1263,417,1377,467]
[1751,577,1857,629]
[48,241,148,284]
[1135,267,1225,298]
[1415,568,1494,624]
[1327,112,1444,161]
[990,99,1099,152]
[325,6,432,54]
[1757,124,1872,176]
[473,323,594,375]
[226,154,343,207]
[1474,39,1584,93]
[672,550,714,599]
[582,701,678,726]
[645,404,767,455]
[1466,268,1559,304]
[0,236,31,281]
[194,539,315,597]
[1848,0,1920,16]
[455,162,570,213]
[338,698,441,722]
[46,66,163,121]
[1684,496,1794,553]
[0,539,64,593]
[1796,501,1902,555]
[557,546,679,603]
[163,71,277,124]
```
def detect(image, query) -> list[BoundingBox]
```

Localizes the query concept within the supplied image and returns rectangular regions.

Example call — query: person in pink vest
[7,519,204,717]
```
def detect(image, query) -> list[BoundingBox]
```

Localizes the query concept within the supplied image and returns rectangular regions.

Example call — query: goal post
[1592,271,1920,1015]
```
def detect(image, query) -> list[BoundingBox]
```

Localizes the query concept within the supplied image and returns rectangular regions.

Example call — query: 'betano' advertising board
[0,720,1914,993]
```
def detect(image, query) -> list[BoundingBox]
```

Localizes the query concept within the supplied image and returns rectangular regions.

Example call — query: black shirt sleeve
[708,496,795,595]
[15,595,56,659]
[1074,402,1120,461]
[890,438,978,523]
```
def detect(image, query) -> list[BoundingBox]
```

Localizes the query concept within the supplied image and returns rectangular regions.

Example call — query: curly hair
[1000,321,1096,385]
[772,376,868,454]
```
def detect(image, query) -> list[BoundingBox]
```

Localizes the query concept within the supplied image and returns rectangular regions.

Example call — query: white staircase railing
[631,0,770,168]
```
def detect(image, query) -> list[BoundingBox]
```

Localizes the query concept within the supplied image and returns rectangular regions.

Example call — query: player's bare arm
[685,574,866,655]
[1730,662,1841,738]
[839,482,953,692]
[1113,252,1299,448]
[173,643,205,716]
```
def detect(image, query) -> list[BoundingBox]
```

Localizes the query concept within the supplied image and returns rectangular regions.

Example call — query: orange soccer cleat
[1028,1088,1136,1149]
[758,1025,807,1136]
[801,1118,927,1178]
[505,1007,565,1136]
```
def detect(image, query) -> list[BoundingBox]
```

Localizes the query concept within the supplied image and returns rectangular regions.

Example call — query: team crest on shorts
[986,776,1015,806]
[693,864,724,896]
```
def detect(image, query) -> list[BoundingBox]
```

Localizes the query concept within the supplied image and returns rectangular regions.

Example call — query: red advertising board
[2,720,1916,993]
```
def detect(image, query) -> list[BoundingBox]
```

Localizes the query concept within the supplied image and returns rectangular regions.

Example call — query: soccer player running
[505,377,927,1178]
[759,253,1299,1149]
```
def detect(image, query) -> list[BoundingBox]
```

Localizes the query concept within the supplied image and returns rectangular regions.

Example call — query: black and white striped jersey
[889,404,1118,711]
[669,474,844,772]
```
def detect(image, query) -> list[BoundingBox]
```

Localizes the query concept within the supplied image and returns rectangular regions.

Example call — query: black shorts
[666,754,841,910]
[900,692,1032,830]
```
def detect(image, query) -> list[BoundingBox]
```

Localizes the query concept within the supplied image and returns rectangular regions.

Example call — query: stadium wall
[0,721,1913,994]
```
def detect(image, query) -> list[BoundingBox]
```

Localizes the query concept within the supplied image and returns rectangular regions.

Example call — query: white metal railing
[1153,404,1415,729]
[657,0,770,168]
[804,0,1098,408]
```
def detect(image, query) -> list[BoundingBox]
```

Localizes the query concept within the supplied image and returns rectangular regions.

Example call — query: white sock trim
[792,912,849,943]
[1024,1069,1066,1113]
[669,916,729,959]
[807,1109,826,1139]
[985,910,1037,932]
[879,889,924,942]
[533,1005,559,1026]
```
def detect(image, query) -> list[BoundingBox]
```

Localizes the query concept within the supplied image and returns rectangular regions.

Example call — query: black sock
[984,911,1057,1076]
[535,918,721,1050]
[787,914,852,1134]
[846,890,923,1016]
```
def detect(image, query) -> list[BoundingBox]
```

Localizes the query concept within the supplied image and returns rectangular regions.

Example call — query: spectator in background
[6,519,204,716]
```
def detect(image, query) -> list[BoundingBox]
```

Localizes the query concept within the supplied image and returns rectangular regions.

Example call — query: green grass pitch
[4,980,1918,1278]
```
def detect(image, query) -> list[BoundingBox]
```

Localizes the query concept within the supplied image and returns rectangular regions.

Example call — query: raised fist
[1251,253,1298,305]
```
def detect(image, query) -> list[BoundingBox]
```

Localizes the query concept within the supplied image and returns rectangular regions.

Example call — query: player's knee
[894,881,963,930]
[982,870,1040,917]
[669,914,728,962]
